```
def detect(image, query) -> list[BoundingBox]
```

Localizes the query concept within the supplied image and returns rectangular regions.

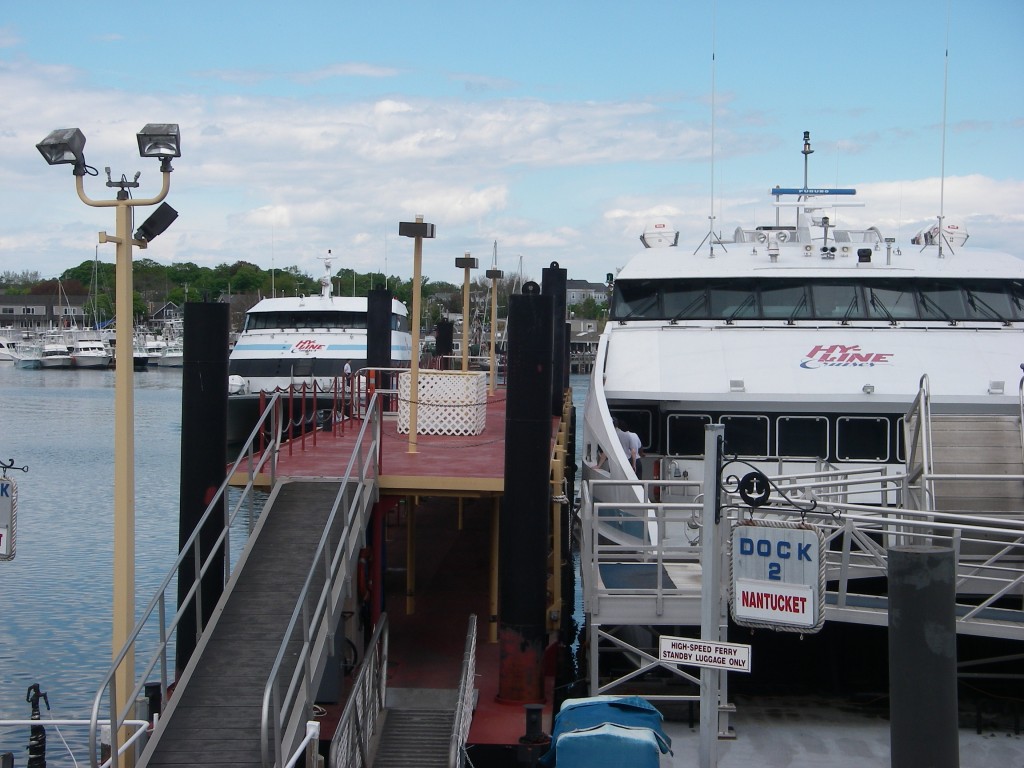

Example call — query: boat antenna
[707,0,717,258]
[802,131,814,194]
[695,2,724,257]
[935,2,951,258]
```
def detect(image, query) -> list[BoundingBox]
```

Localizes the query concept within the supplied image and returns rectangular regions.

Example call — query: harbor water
[0,363,589,765]
[0,364,186,762]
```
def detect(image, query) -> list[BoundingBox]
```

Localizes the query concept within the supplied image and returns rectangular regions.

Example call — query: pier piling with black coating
[498,282,553,704]
[367,286,392,369]
[887,545,959,768]
[541,262,567,417]
[176,301,229,675]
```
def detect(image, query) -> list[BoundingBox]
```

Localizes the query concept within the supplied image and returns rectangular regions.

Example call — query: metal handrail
[582,476,1024,645]
[260,393,383,767]
[0,719,150,768]
[328,614,390,768]
[89,394,285,768]
[448,614,478,768]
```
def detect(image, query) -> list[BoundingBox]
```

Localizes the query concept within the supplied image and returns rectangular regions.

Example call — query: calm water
[0,365,590,764]
[0,363,185,762]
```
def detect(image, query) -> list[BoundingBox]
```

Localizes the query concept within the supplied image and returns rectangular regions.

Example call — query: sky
[1,1,1022,287]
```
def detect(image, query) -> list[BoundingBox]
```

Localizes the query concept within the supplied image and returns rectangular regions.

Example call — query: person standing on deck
[614,419,642,476]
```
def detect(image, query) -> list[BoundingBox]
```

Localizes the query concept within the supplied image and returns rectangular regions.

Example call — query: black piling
[435,319,454,368]
[367,286,394,400]
[888,545,959,768]
[498,282,553,704]
[541,262,567,417]
[176,302,229,675]
[367,286,392,369]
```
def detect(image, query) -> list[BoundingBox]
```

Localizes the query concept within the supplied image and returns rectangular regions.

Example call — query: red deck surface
[271,388,558,752]
[275,391,509,495]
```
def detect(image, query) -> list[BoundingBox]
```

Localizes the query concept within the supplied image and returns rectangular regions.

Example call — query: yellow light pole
[399,217,436,452]
[37,125,180,756]
[455,252,478,372]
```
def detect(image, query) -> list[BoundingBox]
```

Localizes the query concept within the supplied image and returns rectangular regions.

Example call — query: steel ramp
[370,689,459,768]
[140,480,345,768]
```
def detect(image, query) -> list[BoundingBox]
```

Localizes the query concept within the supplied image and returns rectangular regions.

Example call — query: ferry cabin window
[612,277,1022,322]
[760,284,810,320]
[777,416,829,459]
[836,417,890,461]
[720,415,769,458]
[812,282,864,320]
[666,414,712,456]
[244,311,368,331]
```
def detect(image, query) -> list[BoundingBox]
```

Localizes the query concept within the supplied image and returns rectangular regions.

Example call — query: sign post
[0,477,17,561]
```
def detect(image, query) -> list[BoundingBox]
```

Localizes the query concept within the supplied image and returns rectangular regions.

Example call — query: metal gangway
[75,392,384,768]
[581,374,1024,703]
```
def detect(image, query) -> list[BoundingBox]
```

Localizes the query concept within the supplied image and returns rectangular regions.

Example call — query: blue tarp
[539,695,673,767]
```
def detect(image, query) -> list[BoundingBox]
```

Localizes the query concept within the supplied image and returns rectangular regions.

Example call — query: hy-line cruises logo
[800,344,894,369]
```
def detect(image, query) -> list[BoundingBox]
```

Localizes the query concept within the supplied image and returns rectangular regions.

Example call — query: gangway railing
[448,614,478,768]
[89,394,285,768]
[260,393,383,767]
[328,614,390,768]
[582,471,1024,699]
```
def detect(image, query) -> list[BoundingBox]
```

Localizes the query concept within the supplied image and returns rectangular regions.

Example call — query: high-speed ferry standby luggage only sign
[730,521,825,632]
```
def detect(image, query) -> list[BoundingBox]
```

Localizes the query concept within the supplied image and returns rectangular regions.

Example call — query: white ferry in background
[226,257,413,441]
[583,136,1024,527]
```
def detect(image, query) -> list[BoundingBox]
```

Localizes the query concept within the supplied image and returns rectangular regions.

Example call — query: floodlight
[134,202,178,242]
[137,124,181,158]
[36,128,87,175]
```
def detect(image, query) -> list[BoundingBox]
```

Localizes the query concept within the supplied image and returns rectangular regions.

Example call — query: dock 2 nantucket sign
[730,520,826,632]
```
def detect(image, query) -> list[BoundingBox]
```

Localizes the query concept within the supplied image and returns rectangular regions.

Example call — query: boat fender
[651,459,661,502]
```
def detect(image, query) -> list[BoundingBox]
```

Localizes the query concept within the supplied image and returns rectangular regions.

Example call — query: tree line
[1,259,605,330]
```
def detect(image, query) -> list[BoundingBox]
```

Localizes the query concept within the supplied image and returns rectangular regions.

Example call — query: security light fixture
[456,254,479,269]
[36,128,88,175]
[134,202,179,242]
[137,123,181,158]
[862,384,875,395]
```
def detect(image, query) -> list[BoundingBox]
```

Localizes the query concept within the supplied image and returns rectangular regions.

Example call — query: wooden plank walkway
[142,481,342,768]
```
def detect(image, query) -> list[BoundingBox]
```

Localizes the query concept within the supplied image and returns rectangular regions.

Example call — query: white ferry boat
[226,257,413,441]
[582,137,1024,525]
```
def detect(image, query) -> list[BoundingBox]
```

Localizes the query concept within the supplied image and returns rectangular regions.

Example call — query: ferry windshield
[613,278,1024,323]
[243,310,409,332]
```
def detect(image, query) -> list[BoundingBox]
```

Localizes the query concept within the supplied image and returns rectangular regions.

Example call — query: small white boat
[37,335,72,369]
[160,339,184,368]
[70,333,112,369]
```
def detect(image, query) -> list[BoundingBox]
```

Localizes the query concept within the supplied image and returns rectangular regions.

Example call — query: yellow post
[461,255,471,372]
[406,497,417,614]
[489,498,500,643]
[408,216,424,453]
[77,172,170,765]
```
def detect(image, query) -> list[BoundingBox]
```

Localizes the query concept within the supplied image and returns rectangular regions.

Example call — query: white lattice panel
[398,371,488,435]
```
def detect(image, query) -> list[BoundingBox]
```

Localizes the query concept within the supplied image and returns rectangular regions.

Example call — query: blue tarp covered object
[539,695,673,767]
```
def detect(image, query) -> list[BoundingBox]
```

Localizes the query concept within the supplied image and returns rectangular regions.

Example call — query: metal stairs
[370,689,458,767]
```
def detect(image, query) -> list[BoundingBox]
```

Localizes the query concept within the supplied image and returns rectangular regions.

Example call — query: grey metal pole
[888,545,959,768]
[699,424,724,768]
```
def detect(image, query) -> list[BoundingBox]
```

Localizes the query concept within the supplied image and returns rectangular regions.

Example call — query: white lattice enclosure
[397,370,488,435]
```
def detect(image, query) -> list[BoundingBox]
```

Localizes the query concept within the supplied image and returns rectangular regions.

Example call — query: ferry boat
[582,134,1024,541]
[226,256,413,441]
